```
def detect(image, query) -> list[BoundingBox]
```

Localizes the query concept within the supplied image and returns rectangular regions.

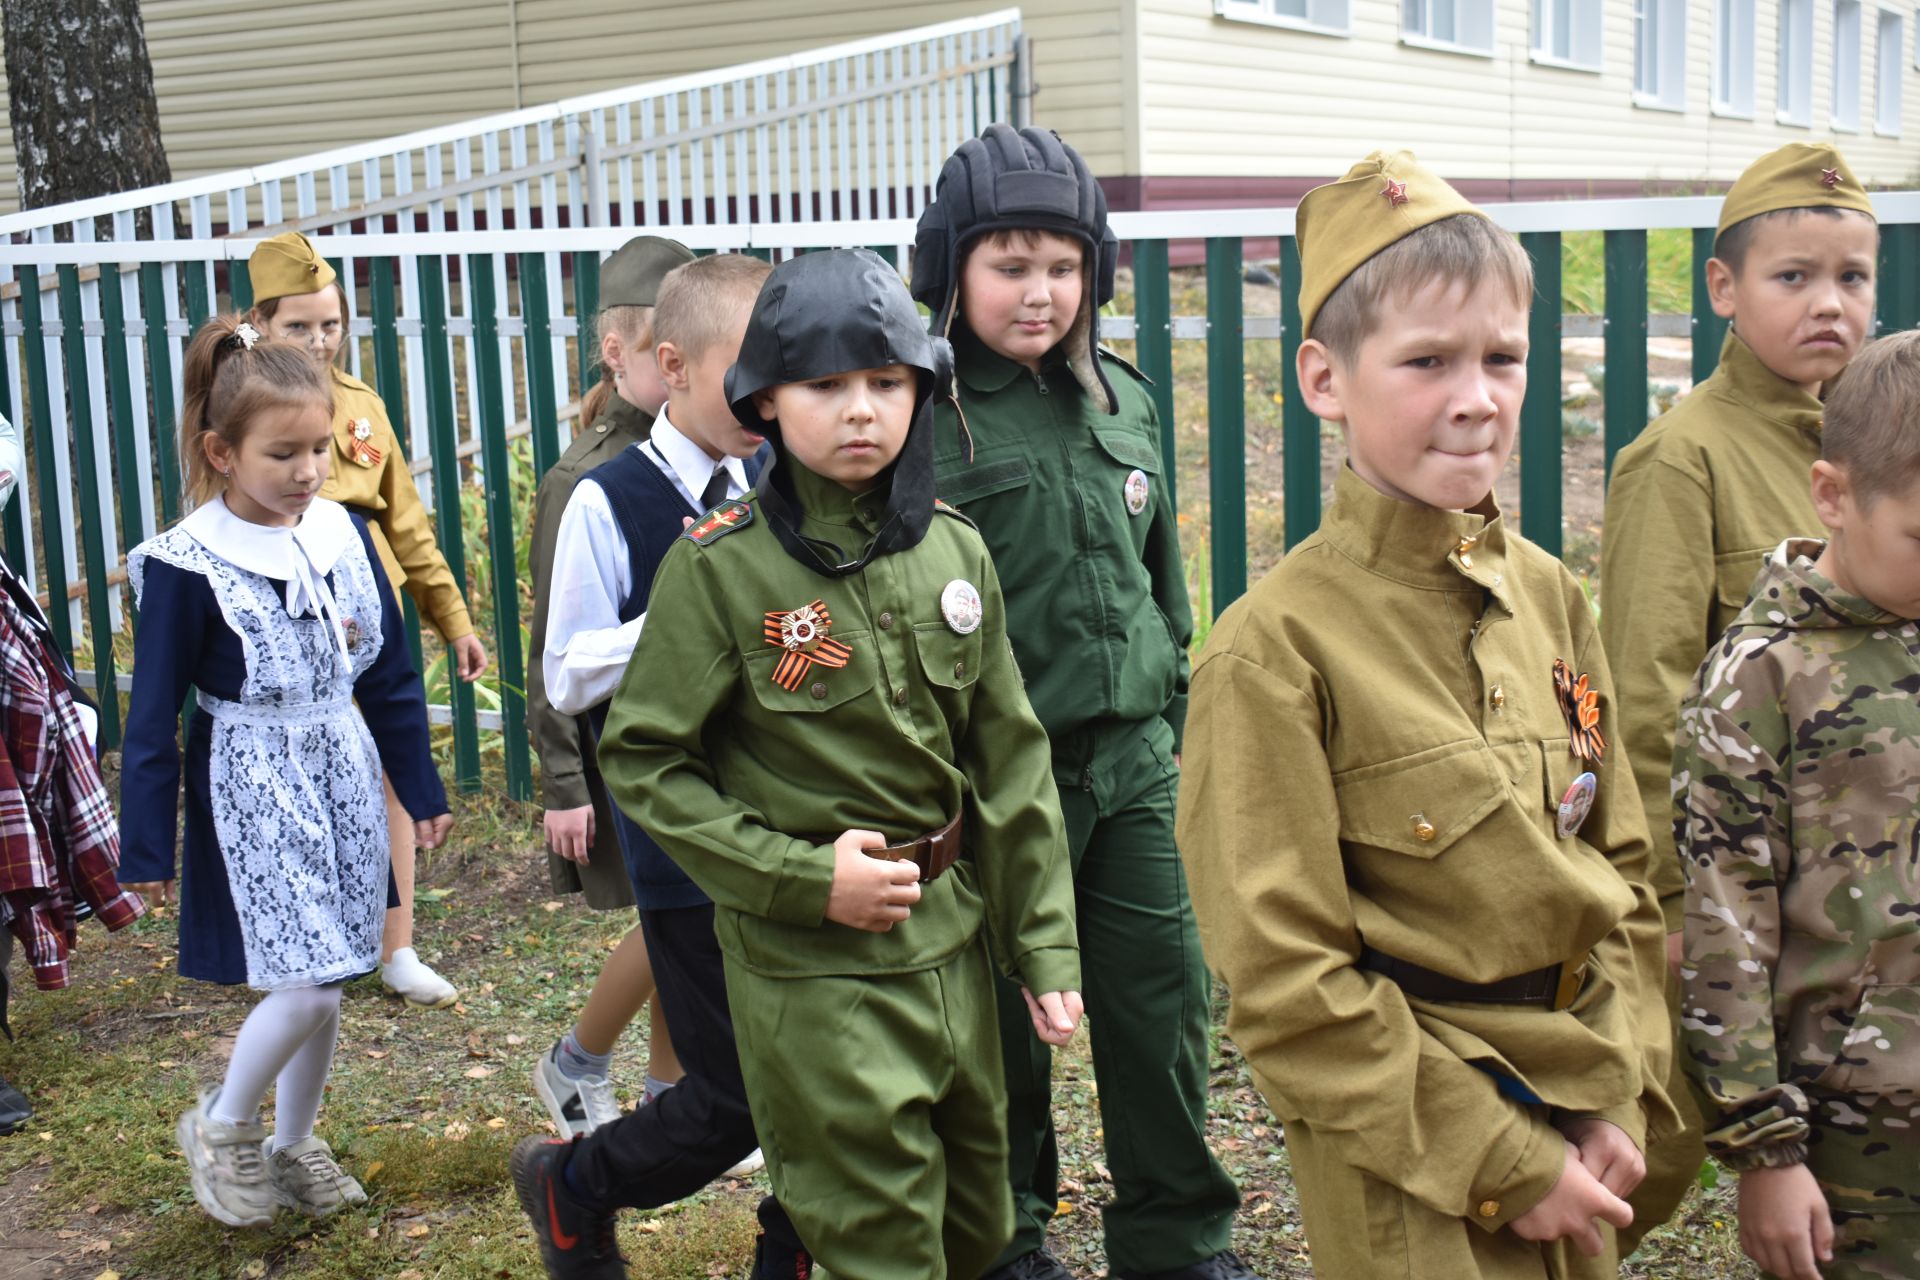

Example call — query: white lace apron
[130,524,389,991]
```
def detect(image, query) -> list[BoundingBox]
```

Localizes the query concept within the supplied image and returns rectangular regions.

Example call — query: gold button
[954,660,966,678]
[1412,815,1437,842]
[893,687,909,706]
[1478,1199,1500,1219]
[1457,535,1478,554]
[1490,685,1505,710]
[1459,553,1473,569]
[878,612,893,630]
[809,682,828,700]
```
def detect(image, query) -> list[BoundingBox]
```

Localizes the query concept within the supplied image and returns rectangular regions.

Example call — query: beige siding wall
[1138,0,1920,188]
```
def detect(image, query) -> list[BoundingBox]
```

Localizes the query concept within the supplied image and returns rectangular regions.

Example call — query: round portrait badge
[940,579,983,635]
[1556,771,1598,840]
[1124,468,1150,516]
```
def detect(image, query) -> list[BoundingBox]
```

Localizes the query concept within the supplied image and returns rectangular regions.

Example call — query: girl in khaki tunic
[246,232,484,1008]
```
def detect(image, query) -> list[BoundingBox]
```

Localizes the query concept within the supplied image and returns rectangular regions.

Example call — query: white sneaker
[533,1043,624,1137]
[381,947,458,1008]
[722,1147,766,1179]
[176,1090,277,1227]
[267,1135,368,1217]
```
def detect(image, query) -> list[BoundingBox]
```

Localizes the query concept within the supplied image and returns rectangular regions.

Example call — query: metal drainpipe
[1013,33,1036,127]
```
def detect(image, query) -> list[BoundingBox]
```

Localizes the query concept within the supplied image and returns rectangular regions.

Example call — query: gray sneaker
[534,1042,624,1137]
[267,1135,368,1217]
[176,1090,277,1227]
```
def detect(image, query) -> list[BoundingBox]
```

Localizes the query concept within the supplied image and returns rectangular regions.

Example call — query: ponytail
[179,314,334,513]
[578,304,654,431]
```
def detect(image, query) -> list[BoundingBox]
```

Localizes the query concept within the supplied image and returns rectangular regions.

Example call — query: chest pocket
[742,629,877,713]
[912,622,984,692]
[1333,742,1507,859]
[1091,425,1163,476]
[1713,547,1769,629]
[939,451,1032,510]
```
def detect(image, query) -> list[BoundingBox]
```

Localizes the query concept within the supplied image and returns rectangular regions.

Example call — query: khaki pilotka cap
[1296,150,1485,341]
[599,235,696,308]
[247,231,336,304]
[1716,142,1876,239]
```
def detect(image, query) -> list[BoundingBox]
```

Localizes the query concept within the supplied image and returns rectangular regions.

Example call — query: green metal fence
[1,195,1914,797]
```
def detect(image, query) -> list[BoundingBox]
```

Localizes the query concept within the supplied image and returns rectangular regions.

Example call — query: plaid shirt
[0,561,143,990]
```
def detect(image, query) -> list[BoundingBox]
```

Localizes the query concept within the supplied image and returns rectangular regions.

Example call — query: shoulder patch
[1097,345,1153,386]
[683,498,755,546]
[932,498,977,529]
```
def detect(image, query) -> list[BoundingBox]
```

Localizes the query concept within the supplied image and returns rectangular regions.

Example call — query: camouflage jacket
[1675,538,1920,1170]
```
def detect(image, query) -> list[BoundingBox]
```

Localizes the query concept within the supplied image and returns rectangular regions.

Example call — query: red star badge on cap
[1381,178,1410,208]
[1820,167,1842,189]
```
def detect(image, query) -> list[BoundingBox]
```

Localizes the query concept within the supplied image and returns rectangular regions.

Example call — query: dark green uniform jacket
[528,395,654,901]
[1600,330,1824,929]
[597,462,1080,994]
[932,329,1193,760]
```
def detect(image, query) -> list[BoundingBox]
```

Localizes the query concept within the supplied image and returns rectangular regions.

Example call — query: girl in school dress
[118,316,451,1226]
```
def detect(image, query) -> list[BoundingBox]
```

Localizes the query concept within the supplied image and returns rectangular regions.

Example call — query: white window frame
[1876,6,1903,134]
[1833,0,1864,131]
[1633,0,1690,110]
[1213,0,1352,36]
[1531,0,1604,71]
[1778,0,1815,123]
[1401,0,1497,58]
[1712,0,1757,116]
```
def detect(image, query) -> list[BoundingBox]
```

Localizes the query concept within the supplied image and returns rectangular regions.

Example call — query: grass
[1562,227,1696,315]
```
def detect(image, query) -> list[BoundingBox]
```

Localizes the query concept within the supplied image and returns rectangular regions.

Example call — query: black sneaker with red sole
[510,1135,626,1280]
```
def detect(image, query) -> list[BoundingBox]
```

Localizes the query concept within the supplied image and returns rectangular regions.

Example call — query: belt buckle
[1553,961,1587,1012]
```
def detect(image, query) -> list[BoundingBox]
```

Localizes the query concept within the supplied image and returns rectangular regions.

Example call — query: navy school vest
[580,441,768,912]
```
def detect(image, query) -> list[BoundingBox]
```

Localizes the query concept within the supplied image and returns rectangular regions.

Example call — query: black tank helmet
[725,248,954,578]
[910,123,1120,413]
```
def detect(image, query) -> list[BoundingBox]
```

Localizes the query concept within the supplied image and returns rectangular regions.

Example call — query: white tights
[210,984,343,1152]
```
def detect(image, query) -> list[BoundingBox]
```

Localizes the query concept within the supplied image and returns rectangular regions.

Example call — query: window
[1833,0,1863,129]
[1778,0,1815,122]
[1634,0,1688,109]
[1877,7,1903,133]
[1532,0,1603,69]
[1214,0,1351,35]
[1713,0,1756,115]
[1402,0,1495,55]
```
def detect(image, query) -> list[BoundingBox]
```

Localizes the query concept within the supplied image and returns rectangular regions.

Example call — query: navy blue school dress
[118,497,446,990]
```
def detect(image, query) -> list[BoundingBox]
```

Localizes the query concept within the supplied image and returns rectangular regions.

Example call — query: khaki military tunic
[1601,330,1824,928]
[1179,466,1675,1277]
[527,395,653,906]
[321,366,475,643]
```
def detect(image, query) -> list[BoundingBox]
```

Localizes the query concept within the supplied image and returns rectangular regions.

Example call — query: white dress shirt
[542,408,750,715]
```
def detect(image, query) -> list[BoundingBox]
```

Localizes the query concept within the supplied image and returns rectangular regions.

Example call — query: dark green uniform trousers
[728,937,1014,1280]
[1620,966,1704,1257]
[993,717,1240,1274]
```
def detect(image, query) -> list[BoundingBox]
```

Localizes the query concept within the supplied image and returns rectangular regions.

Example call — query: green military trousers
[1805,1090,1920,1280]
[1287,1116,1620,1280]
[992,716,1240,1274]
[727,935,1014,1280]
[1620,965,1704,1256]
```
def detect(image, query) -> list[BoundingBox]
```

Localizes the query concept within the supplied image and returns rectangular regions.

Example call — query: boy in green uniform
[1600,142,1879,1246]
[523,248,1083,1279]
[1675,330,1920,1280]
[1177,152,1676,1279]
[912,123,1249,1280]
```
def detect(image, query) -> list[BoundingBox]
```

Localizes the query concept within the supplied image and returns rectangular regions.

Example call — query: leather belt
[879,812,964,883]
[1359,944,1587,1012]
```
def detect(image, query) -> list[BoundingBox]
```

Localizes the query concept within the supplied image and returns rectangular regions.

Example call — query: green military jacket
[597,461,1081,993]
[932,328,1193,764]
[529,395,654,813]
[1178,466,1675,1230]
[1675,539,1920,1169]
[1601,331,1825,929]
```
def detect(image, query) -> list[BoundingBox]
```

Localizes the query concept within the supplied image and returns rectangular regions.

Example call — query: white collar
[180,495,357,660]
[652,408,747,502]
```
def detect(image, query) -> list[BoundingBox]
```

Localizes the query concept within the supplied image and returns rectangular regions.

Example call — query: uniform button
[1490,685,1506,710]
[878,612,893,630]
[893,687,909,706]
[1412,815,1437,842]
[953,660,965,678]
[595,423,609,433]
[809,682,828,700]
[1456,535,1477,570]
[1478,1200,1500,1219]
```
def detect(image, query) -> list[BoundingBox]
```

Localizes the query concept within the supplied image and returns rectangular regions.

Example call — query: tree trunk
[2,0,169,215]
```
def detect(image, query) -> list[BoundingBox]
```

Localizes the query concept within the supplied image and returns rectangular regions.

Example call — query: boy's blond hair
[1312,214,1533,367]
[1714,206,1878,274]
[652,254,774,363]
[1822,330,1920,507]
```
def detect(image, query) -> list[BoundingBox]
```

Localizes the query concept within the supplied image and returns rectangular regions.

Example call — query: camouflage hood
[1729,537,1902,633]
